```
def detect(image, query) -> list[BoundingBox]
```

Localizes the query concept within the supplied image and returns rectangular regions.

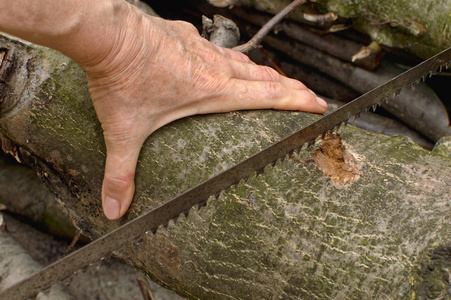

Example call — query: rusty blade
[1,47,450,300]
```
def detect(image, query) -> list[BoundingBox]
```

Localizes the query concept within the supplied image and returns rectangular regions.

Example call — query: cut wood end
[303,12,338,24]
[351,41,384,70]
[311,132,362,187]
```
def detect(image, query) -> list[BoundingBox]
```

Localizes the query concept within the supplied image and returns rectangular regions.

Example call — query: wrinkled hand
[81,6,327,220]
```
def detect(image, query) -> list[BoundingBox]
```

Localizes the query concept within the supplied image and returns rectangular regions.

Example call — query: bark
[202,15,240,48]
[208,0,451,59]
[1,35,451,300]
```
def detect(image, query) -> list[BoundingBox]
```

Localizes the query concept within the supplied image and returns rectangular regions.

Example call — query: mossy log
[1,35,451,299]
[208,0,451,59]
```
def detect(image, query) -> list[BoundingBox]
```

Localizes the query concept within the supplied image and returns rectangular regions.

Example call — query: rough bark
[1,35,451,300]
[208,0,451,59]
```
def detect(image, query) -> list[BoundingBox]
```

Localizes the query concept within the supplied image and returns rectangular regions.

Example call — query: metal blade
[1,47,450,300]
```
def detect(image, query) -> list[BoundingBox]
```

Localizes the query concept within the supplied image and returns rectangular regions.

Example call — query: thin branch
[65,228,82,255]
[232,0,308,53]
[137,277,156,300]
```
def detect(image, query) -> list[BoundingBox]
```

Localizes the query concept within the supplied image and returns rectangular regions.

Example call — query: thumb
[101,141,142,220]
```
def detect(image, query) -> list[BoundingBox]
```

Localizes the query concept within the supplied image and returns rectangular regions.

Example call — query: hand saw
[1,47,450,300]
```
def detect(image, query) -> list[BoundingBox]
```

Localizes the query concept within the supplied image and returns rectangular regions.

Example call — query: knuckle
[104,173,135,191]
[264,81,284,97]
[234,51,251,63]
[259,65,280,82]
[177,20,199,35]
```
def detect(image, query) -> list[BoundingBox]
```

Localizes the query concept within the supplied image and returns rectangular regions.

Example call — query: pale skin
[0,0,327,220]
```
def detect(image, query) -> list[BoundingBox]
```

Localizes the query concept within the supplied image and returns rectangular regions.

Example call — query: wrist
[57,0,133,68]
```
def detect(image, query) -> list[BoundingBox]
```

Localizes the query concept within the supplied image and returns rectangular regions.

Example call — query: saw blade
[1,47,450,300]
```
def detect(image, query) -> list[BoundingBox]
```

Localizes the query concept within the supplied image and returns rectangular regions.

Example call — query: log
[232,8,384,70]
[208,0,451,59]
[1,34,451,300]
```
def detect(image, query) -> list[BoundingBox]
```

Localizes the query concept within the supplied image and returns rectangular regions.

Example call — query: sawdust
[311,132,361,187]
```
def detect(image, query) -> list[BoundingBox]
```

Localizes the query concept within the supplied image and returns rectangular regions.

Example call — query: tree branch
[232,0,307,53]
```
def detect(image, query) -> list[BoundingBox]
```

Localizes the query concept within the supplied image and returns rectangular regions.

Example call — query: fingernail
[316,96,328,109]
[104,196,120,220]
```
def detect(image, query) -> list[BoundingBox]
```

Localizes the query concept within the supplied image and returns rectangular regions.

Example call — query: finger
[200,79,328,114]
[228,60,310,91]
[101,139,142,220]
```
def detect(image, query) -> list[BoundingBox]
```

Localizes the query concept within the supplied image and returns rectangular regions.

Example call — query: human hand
[80,4,327,220]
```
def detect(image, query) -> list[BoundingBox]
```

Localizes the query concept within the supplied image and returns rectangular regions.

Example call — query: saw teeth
[284,150,293,160]
[133,236,144,246]
[256,166,265,176]
[371,104,378,112]
[242,175,250,184]
[198,201,207,210]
